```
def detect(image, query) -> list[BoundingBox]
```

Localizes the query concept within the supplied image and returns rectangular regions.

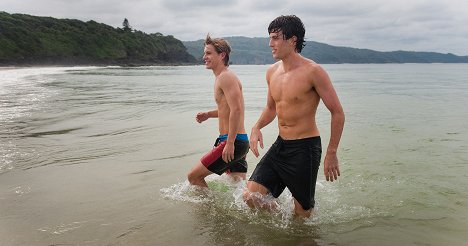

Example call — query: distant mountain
[0,12,196,66]
[184,37,274,65]
[184,36,468,64]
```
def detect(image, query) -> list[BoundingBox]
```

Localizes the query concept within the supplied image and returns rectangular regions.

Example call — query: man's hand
[222,142,235,163]
[195,112,209,123]
[324,152,340,182]
[249,127,264,157]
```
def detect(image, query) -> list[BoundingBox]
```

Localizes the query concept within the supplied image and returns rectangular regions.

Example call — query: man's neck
[280,52,301,72]
[212,65,227,77]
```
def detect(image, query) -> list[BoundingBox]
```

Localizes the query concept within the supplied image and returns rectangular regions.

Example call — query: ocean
[1,64,467,245]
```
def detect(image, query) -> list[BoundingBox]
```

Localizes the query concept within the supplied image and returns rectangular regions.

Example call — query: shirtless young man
[243,15,345,217]
[187,35,249,187]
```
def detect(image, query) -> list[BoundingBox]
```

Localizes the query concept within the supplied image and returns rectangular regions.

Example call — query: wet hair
[204,34,231,66]
[268,15,306,53]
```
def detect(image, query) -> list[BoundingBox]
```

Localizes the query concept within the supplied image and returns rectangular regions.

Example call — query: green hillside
[184,36,468,64]
[0,12,196,65]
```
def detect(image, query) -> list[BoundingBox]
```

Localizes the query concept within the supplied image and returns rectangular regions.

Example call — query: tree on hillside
[0,12,197,65]
[122,18,132,31]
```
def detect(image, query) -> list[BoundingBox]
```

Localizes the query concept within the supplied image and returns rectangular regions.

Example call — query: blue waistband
[219,134,248,142]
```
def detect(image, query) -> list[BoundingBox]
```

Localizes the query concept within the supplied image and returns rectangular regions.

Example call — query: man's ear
[290,36,297,46]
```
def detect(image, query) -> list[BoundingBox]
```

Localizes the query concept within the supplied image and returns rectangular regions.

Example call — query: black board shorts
[200,134,249,175]
[249,136,322,210]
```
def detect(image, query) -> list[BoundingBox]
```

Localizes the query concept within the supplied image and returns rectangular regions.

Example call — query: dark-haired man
[187,35,249,187]
[243,15,345,217]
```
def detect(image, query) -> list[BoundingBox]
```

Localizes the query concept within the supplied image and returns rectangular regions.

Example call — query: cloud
[1,0,467,55]
[286,0,468,54]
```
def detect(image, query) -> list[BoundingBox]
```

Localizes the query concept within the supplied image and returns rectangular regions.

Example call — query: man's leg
[227,172,246,182]
[226,144,249,182]
[187,161,212,187]
[226,157,247,182]
[293,198,313,218]
[243,181,278,211]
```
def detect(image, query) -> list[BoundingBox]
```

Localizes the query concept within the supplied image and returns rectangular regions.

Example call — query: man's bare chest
[270,76,314,102]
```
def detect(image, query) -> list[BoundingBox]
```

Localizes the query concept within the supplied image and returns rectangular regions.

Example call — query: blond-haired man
[187,35,249,187]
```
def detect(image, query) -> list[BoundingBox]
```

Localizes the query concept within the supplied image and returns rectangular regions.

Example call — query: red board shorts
[200,134,249,175]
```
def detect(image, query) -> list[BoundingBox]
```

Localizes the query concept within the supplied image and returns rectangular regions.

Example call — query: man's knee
[243,189,279,211]
[242,189,255,208]
[187,170,199,185]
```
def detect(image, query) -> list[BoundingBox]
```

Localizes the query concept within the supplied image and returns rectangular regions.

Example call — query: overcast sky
[2,0,468,55]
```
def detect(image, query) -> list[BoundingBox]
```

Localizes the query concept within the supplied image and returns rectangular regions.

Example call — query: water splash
[38,221,88,235]
[161,175,311,230]
[160,174,385,233]
[160,180,213,204]
[12,186,31,196]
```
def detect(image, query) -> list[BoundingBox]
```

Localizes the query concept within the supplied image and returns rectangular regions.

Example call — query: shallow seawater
[1,64,467,245]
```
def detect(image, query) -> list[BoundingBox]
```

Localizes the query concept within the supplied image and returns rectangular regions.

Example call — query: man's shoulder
[300,58,327,77]
[269,61,282,69]
[301,57,321,69]
[218,69,239,81]
[216,69,240,87]
[300,59,332,86]
[266,61,282,75]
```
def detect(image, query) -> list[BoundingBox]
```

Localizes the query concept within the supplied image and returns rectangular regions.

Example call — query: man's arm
[250,67,277,157]
[312,65,345,182]
[196,109,218,123]
[218,72,243,163]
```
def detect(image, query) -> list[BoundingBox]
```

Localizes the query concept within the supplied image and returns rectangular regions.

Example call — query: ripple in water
[160,174,378,233]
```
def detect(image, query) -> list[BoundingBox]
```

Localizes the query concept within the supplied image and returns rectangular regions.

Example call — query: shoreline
[2,62,468,71]
[0,62,202,70]
[0,59,201,69]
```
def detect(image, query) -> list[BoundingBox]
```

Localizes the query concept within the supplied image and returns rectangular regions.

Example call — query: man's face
[269,31,295,59]
[203,44,223,69]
